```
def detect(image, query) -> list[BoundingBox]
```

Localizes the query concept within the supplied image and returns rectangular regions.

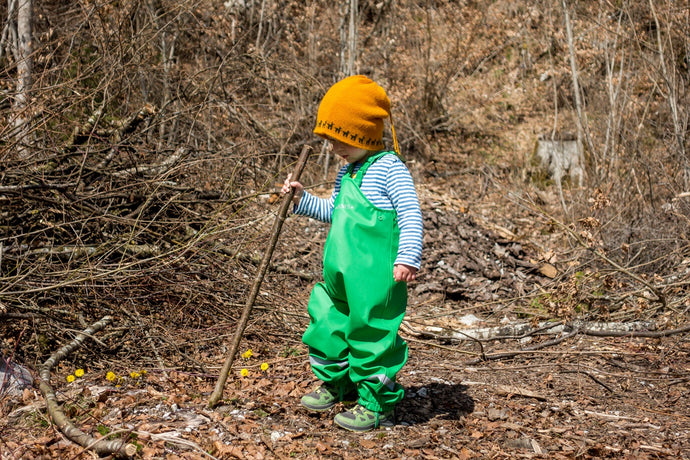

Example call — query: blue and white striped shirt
[294,153,423,269]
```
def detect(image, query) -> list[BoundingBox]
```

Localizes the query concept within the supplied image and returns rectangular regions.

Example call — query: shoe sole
[301,391,358,412]
[334,411,395,431]
[333,416,394,432]
[334,420,373,432]
[301,402,336,412]
[301,399,357,412]
[333,418,394,432]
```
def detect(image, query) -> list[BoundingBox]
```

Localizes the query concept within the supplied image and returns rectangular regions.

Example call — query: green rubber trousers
[302,152,408,412]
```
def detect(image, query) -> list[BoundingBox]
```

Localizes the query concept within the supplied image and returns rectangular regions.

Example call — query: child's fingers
[394,264,417,282]
[281,178,304,205]
[281,175,294,194]
[288,181,304,193]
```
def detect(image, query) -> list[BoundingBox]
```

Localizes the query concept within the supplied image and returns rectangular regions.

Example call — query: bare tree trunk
[338,0,358,78]
[602,1,627,174]
[0,0,17,64]
[325,0,358,180]
[347,0,358,75]
[649,0,689,189]
[147,0,178,151]
[12,0,32,159]
[255,0,266,51]
[561,0,592,183]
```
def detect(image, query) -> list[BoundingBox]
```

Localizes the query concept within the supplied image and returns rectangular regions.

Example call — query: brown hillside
[1,1,688,458]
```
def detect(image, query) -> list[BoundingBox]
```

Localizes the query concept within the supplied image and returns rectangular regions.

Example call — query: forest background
[1,0,689,458]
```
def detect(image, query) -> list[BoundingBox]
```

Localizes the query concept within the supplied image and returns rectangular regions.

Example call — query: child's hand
[282,173,304,206]
[394,264,417,282]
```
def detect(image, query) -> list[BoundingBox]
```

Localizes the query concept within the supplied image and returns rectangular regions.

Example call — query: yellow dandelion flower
[260,362,269,372]
[66,374,76,383]
[106,371,116,382]
[75,369,85,378]
[130,371,141,379]
[140,370,147,375]
[240,368,249,377]
[241,349,253,359]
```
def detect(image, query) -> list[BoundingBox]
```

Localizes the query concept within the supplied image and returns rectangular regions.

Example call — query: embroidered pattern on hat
[317,120,384,148]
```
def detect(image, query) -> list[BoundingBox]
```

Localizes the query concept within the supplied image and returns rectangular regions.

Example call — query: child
[282,75,423,432]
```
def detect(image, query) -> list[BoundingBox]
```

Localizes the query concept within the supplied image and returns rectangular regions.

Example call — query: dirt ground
[2,1,689,458]
[2,172,689,460]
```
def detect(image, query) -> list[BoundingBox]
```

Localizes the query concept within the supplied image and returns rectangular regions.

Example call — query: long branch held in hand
[208,145,312,408]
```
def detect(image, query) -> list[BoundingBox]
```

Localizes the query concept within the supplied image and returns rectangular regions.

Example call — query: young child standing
[282,75,423,432]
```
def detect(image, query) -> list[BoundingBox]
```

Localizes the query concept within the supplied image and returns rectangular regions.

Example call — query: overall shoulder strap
[352,151,394,186]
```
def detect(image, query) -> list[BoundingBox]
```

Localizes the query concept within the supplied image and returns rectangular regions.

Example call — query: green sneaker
[333,404,395,432]
[301,385,357,412]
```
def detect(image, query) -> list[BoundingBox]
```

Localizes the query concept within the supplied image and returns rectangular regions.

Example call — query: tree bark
[13,0,32,159]
[39,316,137,458]
[561,0,592,183]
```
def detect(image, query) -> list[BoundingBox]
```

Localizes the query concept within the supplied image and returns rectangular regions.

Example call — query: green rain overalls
[302,151,408,413]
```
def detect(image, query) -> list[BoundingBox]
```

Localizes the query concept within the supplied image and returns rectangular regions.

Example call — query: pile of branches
[0,0,325,367]
[0,106,299,371]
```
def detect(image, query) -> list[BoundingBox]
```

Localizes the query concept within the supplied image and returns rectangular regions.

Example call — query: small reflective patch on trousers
[309,355,349,369]
[367,373,396,391]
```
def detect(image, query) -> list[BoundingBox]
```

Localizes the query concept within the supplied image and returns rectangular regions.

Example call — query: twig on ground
[560,369,616,394]
[404,336,480,356]
[581,323,690,338]
[134,430,219,459]
[465,329,580,365]
[38,315,137,458]
[402,319,664,342]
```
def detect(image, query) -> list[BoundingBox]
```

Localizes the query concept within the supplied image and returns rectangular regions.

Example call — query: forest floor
[1,1,689,458]
[1,165,689,460]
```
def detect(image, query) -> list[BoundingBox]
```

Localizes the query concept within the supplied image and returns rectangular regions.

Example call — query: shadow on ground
[397,382,474,426]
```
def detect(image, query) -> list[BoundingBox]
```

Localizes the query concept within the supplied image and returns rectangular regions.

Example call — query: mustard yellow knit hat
[314,75,400,155]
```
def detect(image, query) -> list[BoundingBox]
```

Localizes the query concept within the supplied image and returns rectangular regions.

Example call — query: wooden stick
[208,145,311,408]
[38,315,137,458]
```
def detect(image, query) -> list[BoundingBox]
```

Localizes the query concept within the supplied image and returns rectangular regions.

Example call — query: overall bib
[302,152,408,412]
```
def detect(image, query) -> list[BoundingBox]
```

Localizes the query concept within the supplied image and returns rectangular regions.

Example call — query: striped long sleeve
[294,154,423,269]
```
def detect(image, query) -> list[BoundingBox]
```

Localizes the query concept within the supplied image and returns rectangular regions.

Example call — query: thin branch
[581,323,690,338]
[38,315,137,458]
[560,369,616,393]
[465,329,579,365]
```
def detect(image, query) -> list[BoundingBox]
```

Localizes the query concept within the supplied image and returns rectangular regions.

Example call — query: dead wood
[0,182,76,193]
[560,369,616,393]
[404,319,658,342]
[109,146,185,179]
[407,318,689,365]
[465,328,580,364]
[67,104,156,150]
[38,315,137,458]
[580,323,690,338]
[208,145,312,408]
